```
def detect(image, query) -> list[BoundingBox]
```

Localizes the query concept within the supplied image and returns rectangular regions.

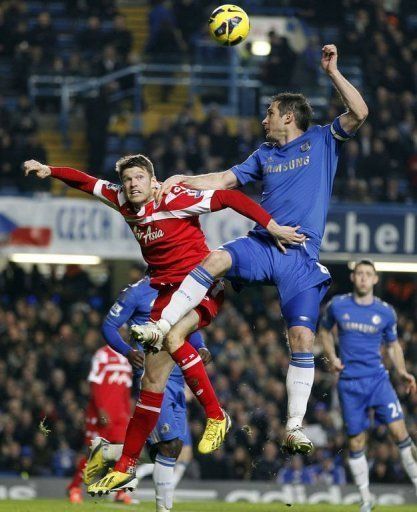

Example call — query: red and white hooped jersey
[93,181,214,285]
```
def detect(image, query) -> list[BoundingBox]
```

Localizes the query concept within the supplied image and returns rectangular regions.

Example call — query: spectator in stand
[29,12,57,58]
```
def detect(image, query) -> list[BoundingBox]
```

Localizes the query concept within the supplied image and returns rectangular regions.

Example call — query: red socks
[67,455,87,489]
[115,390,164,473]
[171,342,224,420]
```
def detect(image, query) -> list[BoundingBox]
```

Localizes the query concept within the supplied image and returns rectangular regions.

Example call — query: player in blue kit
[319,260,417,512]
[132,44,369,454]
[84,276,210,512]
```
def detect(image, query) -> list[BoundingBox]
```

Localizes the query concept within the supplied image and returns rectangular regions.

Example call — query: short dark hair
[271,92,313,132]
[353,259,376,272]
[115,154,155,180]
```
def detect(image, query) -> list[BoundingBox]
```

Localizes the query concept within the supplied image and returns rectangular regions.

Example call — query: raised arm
[318,326,344,373]
[156,169,238,202]
[321,44,369,134]
[387,340,416,394]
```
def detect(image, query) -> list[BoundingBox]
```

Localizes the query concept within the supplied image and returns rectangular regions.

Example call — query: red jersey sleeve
[49,166,125,211]
[161,185,272,227]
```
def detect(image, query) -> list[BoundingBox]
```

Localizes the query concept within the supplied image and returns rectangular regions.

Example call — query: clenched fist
[23,160,51,179]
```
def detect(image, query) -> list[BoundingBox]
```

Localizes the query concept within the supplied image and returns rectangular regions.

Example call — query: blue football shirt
[321,293,398,379]
[231,117,353,258]
[102,277,205,384]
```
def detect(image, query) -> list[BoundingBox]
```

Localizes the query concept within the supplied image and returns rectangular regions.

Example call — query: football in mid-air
[208,4,250,46]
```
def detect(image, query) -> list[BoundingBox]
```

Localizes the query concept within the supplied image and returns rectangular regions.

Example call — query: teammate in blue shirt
[320,260,417,512]
[85,276,210,512]
[133,44,369,454]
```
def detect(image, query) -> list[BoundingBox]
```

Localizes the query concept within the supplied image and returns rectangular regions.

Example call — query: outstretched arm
[156,169,238,202]
[387,340,416,394]
[321,44,369,134]
[24,160,98,194]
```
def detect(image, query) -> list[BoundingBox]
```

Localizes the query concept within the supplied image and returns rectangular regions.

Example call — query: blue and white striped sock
[286,352,315,430]
[154,454,176,510]
[161,265,215,326]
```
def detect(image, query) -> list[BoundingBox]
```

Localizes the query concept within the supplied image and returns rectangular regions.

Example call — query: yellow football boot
[197,409,231,454]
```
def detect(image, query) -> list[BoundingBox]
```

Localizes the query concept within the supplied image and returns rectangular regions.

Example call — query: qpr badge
[300,141,311,152]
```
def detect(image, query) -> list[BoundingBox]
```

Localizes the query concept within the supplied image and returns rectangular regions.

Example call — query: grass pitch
[0,501,415,512]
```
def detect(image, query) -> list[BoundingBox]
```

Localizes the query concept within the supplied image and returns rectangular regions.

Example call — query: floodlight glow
[251,41,271,56]
[10,254,102,265]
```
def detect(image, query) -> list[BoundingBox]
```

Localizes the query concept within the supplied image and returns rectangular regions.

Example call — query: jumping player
[319,260,417,512]
[132,44,368,454]
[24,155,303,494]
[84,275,209,512]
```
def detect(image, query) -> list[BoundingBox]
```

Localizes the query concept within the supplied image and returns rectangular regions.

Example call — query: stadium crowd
[0,0,417,200]
[1,262,417,484]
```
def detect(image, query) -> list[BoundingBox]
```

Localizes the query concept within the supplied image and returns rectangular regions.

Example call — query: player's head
[350,259,379,296]
[262,93,313,142]
[115,154,158,206]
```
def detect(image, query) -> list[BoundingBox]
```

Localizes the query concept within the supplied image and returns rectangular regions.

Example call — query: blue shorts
[222,234,331,329]
[148,378,188,445]
[338,371,404,437]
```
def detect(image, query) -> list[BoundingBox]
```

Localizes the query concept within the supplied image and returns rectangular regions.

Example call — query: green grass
[0,501,415,512]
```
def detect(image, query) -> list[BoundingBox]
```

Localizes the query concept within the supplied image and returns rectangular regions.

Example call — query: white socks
[102,443,123,462]
[172,461,187,488]
[153,454,176,511]
[398,439,417,489]
[286,353,314,430]
[161,266,214,327]
[348,452,372,504]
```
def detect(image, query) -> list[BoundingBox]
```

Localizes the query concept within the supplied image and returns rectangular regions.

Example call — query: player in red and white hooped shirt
[67,345,134,504]
[24,155,304,495]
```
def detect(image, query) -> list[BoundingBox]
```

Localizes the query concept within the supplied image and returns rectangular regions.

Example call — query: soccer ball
[208,4,250,46]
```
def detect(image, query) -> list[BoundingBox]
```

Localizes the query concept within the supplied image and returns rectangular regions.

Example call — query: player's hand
[23,159,51,179]
[98,409,110,427]
[198,347,212,366]
[127,349,145,370]
[329,357,344,373]
[321,44,338,75]
[400,371,416,394]
[155,174,185,203]
[266,220,307,253]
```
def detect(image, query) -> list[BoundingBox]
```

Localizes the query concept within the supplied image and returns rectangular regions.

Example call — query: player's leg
[281,286,321,454]
[173,436,192,487]
[135,250,232,341]
[388,419,417,493]
[338,377,374,512]
[67,453,87,503]
[347,432,374,512]
[88,350,175,496]
[151,438,183,512]
[164,310,231,453]
[372,376,417,494]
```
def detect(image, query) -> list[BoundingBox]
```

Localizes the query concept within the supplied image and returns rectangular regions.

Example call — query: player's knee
[157,438,183,460]
[142,371,165,393]
[349,434,366,452]
[288,326,314,352]
[202,250,231,277]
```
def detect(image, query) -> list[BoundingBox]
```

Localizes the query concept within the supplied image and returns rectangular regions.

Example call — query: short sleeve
[92,179,125,211]
[230,148,263,185]
[383,306,398,343]
[320,300,336,330]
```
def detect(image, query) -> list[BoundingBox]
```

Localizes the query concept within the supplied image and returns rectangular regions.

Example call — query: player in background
[67,344,133,504]
[24,156,304,494]
[84,276,208,512]
[319,260,417,512]
[133,44,368,455]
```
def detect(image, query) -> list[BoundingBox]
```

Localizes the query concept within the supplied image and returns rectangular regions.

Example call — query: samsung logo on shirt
[264,156,310,174]
[342,321,379,334]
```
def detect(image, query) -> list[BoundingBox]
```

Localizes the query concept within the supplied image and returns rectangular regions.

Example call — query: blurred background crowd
[1,261,417,484]
[0,0,417,200]
[1,0,417,489]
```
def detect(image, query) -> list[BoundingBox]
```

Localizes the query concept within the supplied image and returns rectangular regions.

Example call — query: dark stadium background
[1,0,417,491]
